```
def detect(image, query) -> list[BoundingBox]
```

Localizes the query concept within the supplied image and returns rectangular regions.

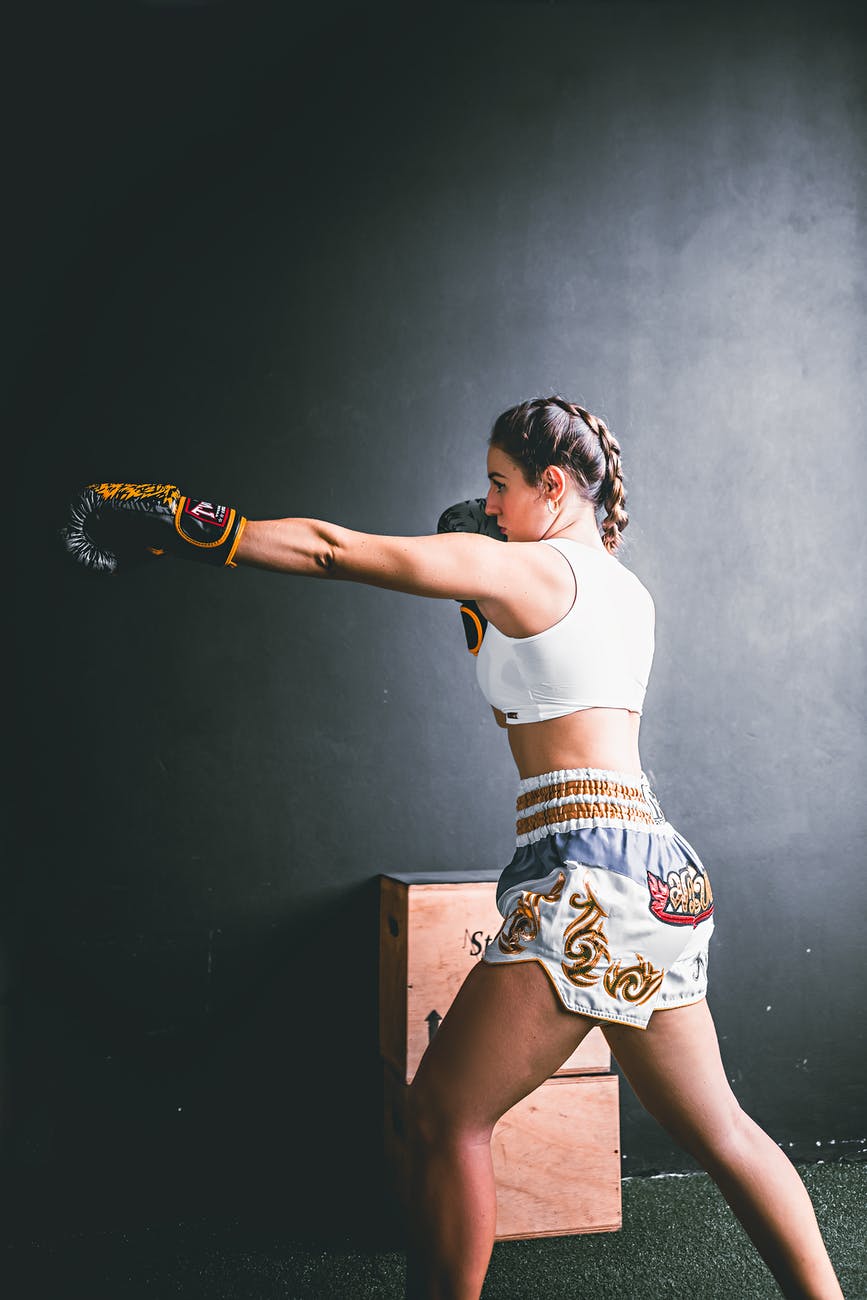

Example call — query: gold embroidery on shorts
[497,872,565,955]
[603,955,665,1004]
[561,883,611,987]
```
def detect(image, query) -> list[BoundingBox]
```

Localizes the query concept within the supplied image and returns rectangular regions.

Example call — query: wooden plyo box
[383,1065,622,1241]
[379,872,611,1083]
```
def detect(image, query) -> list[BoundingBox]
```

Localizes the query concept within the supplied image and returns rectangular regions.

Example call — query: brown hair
[489,395,628,552]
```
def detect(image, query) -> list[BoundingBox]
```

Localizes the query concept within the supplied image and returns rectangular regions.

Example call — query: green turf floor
[3,1161,863,1299]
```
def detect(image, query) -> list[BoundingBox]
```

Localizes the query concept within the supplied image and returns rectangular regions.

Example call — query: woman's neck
[542,508,606,551]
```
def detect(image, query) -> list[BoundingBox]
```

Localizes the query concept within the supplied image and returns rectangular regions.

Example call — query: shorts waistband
[516,767,665,844]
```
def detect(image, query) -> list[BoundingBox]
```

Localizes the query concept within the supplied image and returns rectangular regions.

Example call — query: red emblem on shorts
[647,868,714,927]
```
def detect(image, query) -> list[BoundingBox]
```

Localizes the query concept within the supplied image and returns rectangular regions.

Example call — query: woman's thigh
[409,958,599,1131]
[602,999,743,1152]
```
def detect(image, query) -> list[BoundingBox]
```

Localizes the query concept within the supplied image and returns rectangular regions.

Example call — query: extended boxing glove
[60,482,247,575]
[437,497,504,655]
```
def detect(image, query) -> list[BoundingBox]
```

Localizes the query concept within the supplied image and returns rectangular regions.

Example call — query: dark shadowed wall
[6,0,866,1245]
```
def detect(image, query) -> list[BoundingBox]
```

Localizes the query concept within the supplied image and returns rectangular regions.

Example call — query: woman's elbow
[314,544,339,577]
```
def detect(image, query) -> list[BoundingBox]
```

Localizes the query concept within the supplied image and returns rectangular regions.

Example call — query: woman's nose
[485,488,498,514]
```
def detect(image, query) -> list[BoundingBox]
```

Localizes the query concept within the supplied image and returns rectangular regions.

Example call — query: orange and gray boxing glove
[60,482,247,575]
[436,497,505,655]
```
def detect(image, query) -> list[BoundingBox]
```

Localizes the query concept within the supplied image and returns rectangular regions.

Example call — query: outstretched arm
[59,482,573,673]
[235,516,509,604]
[59,481,513,605]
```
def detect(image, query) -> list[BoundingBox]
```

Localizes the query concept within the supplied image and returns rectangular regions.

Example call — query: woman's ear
[541,465,568,507]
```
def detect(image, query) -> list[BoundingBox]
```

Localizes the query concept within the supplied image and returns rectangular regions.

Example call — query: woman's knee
[646,1088,753,1167]
[407,1076,493,1154]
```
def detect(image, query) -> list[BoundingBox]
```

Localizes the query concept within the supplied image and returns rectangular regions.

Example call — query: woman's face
[484,445,550,542]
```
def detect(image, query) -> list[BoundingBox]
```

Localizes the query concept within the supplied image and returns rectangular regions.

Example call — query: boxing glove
[61,482,247,575]
[437,497,504,655]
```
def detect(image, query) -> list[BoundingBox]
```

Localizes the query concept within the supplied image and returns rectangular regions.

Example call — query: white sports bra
[475,538,655,724]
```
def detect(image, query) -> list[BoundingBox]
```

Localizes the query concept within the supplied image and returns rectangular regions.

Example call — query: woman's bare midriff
[501,707,643,780]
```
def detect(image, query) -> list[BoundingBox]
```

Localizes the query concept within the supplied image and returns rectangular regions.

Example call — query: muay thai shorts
[482,768,715,1029]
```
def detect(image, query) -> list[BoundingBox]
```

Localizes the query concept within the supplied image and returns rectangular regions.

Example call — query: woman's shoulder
[544,537,655,606]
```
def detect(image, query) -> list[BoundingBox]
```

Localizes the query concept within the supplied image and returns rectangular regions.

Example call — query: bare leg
[405,959,598,1300]
[603,1000,844,1299]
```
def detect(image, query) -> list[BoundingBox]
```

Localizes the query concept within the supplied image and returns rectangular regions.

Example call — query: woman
[61,397,843,1299]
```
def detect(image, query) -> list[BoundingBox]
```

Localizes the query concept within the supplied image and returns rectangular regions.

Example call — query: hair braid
[549,399,629,552]
[582,410,628,553]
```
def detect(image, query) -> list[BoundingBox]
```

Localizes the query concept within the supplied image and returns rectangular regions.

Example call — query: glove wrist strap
[175,496,247,566]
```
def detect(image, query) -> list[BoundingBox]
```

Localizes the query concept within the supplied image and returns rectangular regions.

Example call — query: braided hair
[489,395,629,553]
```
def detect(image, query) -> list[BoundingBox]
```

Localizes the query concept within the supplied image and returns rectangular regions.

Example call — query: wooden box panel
[379,872,610,1083]
[383,1066,621,1241]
